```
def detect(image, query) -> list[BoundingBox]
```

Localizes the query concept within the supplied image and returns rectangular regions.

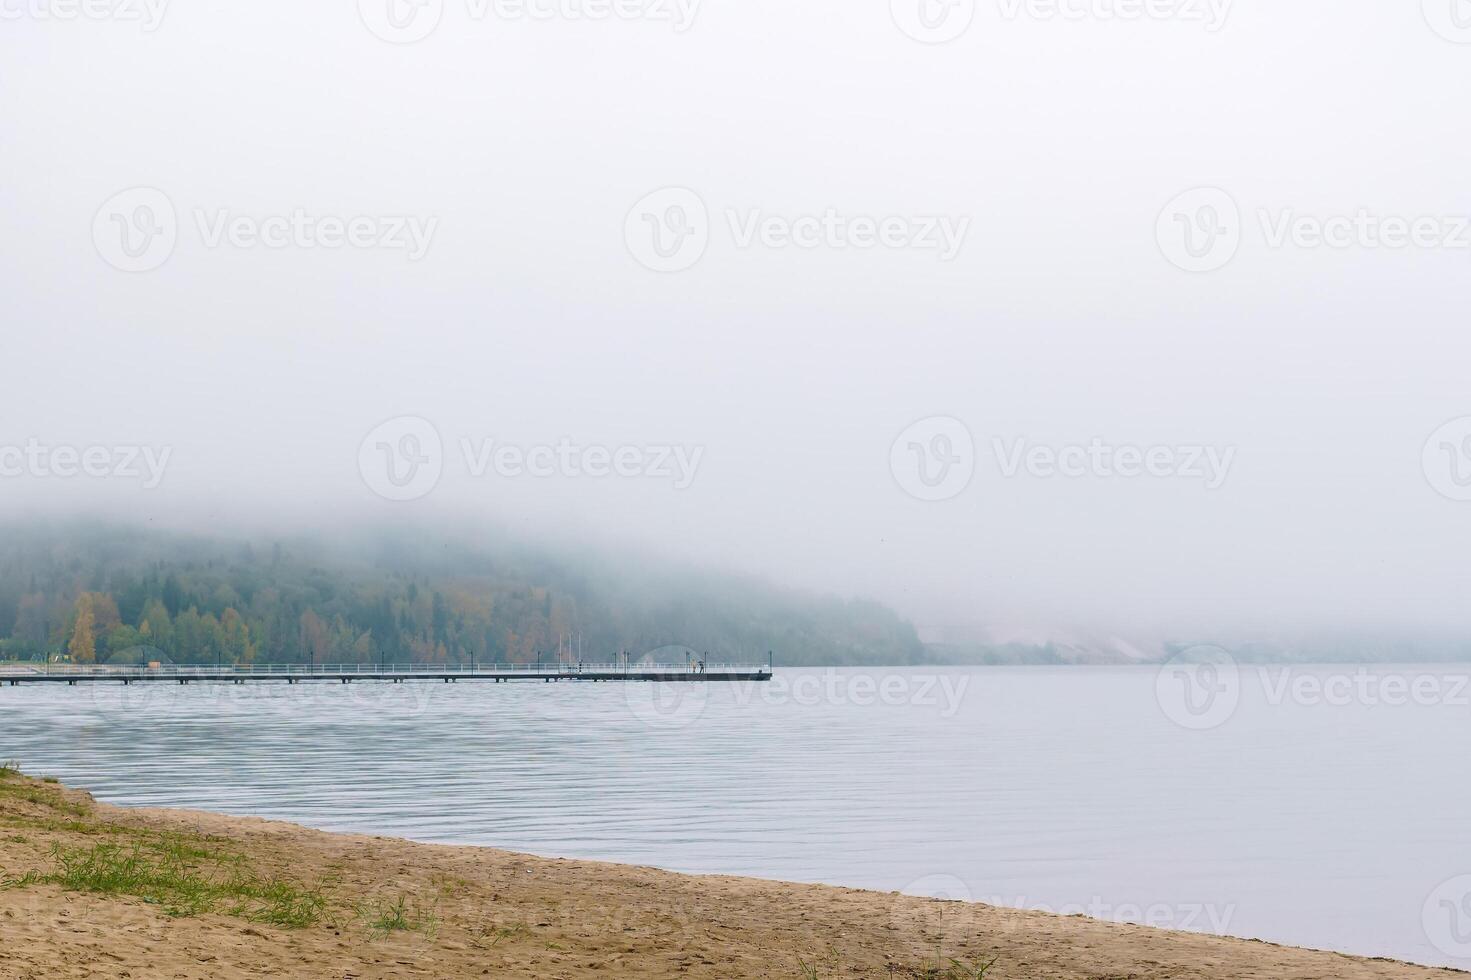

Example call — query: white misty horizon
[3,1,1470,646]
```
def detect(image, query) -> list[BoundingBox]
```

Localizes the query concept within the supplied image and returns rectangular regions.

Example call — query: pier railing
[0,662,771,682]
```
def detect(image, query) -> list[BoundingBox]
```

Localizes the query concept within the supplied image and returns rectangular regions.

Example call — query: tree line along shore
[0,523,924,668]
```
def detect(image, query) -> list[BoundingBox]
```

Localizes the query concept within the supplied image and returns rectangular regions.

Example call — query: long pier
[0,662,774,686]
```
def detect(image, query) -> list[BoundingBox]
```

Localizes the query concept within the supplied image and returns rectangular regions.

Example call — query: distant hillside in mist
[0,521,926,667]
[924,636,1471,666]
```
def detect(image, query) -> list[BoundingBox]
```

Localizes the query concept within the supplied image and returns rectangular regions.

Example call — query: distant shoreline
[0,770,1459,979]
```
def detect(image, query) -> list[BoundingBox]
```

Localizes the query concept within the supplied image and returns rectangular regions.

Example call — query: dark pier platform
[0,663,774,686]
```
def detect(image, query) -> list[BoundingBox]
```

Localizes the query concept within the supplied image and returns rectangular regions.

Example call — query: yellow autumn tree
[68,596,96,664]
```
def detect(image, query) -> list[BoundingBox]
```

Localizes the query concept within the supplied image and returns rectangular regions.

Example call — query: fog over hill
[0,520,926,667]
[5,517,1466,667]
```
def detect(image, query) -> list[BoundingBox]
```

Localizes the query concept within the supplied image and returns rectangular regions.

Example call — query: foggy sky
[3,0,1470,647]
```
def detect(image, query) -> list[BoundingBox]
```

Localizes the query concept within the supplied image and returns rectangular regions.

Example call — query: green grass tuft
[364,893,438,939]
[0,783,90,817]
[22,840,331,927]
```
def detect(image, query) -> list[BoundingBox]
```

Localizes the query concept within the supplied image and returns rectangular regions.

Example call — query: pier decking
[0,663,774,686]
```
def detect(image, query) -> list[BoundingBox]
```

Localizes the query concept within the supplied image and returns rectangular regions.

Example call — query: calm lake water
[3,665,1469,969]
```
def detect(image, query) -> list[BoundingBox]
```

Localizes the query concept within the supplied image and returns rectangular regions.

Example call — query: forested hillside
[0,522,925,667]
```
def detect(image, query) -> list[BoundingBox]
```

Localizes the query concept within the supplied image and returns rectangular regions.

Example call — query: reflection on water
[2,666,1467,968]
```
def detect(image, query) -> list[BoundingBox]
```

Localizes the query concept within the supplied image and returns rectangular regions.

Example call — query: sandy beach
[0,769,1459,980]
